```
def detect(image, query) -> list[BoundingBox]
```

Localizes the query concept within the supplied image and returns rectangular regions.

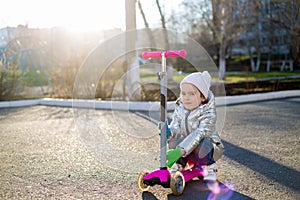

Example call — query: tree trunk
[249,50,256,72]
[249,51,261,72]
[255,52,261,72]
[155,0,170,49]
[266,53,271,72]
[219,40,226,80]
[137,0,156,48]
[280,53,287,71]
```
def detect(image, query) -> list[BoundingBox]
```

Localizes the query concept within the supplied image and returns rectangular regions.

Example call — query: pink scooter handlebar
[142,49,186,59]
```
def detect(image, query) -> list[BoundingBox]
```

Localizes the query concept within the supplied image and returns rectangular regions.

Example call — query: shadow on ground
[223,141,300,192]
[142,181,254,200]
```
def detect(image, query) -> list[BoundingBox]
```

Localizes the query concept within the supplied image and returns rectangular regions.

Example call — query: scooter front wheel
[137,171,150,192]
[170,171,185,196]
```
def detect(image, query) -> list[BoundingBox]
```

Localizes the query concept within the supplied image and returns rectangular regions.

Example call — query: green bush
[0,68,20,100]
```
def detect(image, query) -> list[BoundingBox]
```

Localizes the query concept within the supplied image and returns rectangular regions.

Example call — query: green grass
[140,69,300,83]
[172,75,186,82]
[23,70,49,86]
[15,67,300,86]
[231,55,252,62]
[140,68,186,83]
[225,71,300,82]
[3,69,50,87]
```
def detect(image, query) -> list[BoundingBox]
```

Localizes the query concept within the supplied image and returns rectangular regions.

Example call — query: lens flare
[206,182,235,200]
[72,28,226,173]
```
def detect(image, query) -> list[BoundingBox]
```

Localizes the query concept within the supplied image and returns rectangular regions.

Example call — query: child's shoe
[169,163,179,174]
[202,163,217,181]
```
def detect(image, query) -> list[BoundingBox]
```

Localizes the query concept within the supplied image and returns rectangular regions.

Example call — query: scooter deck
[181,168,205,182]
[143,167,205,188]
[143,169,171,188]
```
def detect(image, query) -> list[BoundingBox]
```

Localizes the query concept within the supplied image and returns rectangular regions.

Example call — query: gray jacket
[169,91,224,160]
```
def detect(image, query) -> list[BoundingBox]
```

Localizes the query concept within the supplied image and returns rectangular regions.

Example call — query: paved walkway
[0,96,299,199]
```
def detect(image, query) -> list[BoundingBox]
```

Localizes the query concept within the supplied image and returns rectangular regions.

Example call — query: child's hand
[179,147,186,157]
[166,120,172,139]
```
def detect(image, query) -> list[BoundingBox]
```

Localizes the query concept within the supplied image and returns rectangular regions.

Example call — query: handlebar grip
[142,49,186,59]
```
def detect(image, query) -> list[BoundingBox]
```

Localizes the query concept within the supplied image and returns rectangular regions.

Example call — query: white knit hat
[180,71,211,99]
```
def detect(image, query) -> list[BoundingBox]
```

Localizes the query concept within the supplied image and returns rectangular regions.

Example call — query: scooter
[137,49,205,196]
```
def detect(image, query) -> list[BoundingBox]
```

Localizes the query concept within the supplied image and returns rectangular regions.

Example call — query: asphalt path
[0,97,299,199]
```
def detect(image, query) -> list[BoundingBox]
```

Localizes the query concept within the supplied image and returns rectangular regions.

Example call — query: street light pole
[126,0,137,30]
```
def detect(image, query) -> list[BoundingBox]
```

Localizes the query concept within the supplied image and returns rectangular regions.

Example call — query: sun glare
[2,0,125,33]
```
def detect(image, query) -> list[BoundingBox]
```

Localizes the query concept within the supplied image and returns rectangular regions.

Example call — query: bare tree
[137,0,170,49]
[155,0,170,49]
[270,0,300,71]
[177,0,241,79]
[137,0,149,28]
[137,0,156,48]
[237,0,299,72]
[240,0,263,72]
[171,0,299,75]
[212,0,228,79]
[170,0,251,75]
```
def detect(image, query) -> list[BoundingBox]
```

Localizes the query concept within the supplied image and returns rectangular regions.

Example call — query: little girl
[167,71,224,182]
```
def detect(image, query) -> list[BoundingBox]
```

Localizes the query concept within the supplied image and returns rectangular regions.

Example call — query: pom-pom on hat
[180,71,211,99]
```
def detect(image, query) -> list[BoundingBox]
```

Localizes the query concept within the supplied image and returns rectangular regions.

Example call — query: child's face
[180,83,204,110]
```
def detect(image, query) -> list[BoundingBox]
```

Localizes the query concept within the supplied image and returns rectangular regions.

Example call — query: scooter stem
[142,49,186,169]
[159,52,167,169]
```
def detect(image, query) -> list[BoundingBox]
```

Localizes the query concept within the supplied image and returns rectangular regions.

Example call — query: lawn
[224,71,300,82]
[140,68,300,83]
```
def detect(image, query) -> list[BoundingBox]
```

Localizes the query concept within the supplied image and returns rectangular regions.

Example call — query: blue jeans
[177,138,215,167]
